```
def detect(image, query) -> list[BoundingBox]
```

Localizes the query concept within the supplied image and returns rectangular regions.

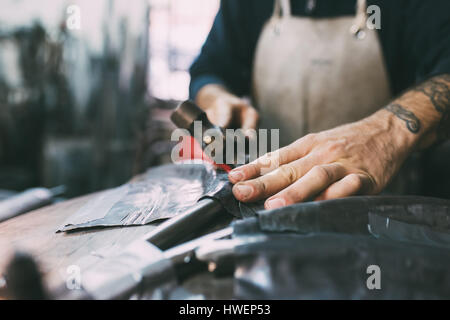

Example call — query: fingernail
[229,170,244,182]
[265,198,286,210]
[234,184,253,199]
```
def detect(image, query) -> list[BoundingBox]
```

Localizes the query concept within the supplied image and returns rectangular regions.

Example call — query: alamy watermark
[66,264,82,290]
[66,5,81,30]
[366,5,382,30]
[366,265,381,290]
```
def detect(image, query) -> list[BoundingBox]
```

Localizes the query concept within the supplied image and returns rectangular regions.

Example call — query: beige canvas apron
[253,0,392,147]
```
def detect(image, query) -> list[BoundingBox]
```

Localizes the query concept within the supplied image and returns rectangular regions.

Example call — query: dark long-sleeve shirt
[189,0,450,100]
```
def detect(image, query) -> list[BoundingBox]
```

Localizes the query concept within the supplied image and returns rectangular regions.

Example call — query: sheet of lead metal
[58,185,129,231]
[58,162,229,232]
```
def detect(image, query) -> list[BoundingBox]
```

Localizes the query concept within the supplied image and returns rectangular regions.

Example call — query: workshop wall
[0,0,218,198]
[0,0,150,197]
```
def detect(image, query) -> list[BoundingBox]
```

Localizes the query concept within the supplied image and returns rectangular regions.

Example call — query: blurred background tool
[0,186,65,222]
[2,251,48,300]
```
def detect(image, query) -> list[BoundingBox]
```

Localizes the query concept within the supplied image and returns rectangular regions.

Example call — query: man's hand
[196,84,259,134]
[228,74,450,210]
[228,114,414,209]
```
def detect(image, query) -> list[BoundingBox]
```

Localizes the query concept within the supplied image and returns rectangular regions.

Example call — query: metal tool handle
[0,189,49,223]
[144,198,229,250]
[0,186,65,223]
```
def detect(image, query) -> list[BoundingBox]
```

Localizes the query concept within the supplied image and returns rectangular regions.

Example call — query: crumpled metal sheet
[59,161,239,232]
[232,196,450,299]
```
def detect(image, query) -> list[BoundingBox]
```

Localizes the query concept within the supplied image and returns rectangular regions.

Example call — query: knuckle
[258,153,272,167]
[303,133,316,142]
[244,163,259,178]
[254,179,268,194]
[347,174,363,191]
[273,149,286,165]
[247,163,257,173]
[285,186,304,203]
[311,165,331,182]
[260,151,280,169]
[278,165,298,184]
[322,139,347,158]
[293,133,315,148]
[327,141,343,154]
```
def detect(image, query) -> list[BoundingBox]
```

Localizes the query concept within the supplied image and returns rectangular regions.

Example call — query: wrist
[364,109,421,157]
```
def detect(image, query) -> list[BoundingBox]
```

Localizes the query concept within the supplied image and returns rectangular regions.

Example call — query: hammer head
[170,100,206,130]
[170,100,234,170]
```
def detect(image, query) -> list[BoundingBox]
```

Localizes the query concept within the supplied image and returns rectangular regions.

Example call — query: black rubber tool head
[170,100,206,130]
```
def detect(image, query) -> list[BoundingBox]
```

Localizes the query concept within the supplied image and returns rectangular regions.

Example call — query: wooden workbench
[0,190,160,295]
[0,189,234,300]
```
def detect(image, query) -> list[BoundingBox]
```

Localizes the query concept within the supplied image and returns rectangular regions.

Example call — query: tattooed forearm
[413,74,450,140]
[414,75,450,113]
[385,104,421,134]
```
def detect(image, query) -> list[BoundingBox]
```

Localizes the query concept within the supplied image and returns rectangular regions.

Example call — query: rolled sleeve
[189,75,227,101]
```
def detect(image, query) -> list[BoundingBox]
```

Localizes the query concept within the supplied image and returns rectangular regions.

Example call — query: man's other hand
[196,84,259,135]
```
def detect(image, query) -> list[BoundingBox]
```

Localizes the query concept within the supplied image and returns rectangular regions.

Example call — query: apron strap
[273,0,291,18]
[352,0,368,34]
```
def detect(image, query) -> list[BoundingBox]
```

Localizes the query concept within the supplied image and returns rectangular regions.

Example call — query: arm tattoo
[385,104,421,134]
[413,74,450,141]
